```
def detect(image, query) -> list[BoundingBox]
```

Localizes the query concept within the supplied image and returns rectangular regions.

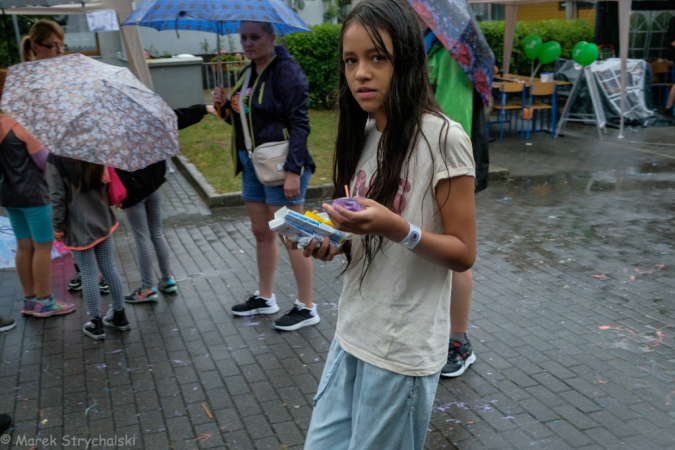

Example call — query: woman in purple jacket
[212,21,318,332]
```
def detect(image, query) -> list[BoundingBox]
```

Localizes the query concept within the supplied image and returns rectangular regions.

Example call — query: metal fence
[202,61,246,92]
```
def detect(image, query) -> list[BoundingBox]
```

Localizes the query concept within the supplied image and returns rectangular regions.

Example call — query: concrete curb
[173,155,509,209]
[172,155,332,209]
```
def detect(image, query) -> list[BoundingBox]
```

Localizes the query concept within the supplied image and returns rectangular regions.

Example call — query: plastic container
[540,72,553,83]
[322,197,362,212]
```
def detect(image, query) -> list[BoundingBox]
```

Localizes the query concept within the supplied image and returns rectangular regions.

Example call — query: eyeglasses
[36,42,66,51]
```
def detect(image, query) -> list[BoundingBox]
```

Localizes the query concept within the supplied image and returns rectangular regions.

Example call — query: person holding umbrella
[411,0,495,379]
[212,20,318,331]
[0,68,75,319]
[21,19,110,296]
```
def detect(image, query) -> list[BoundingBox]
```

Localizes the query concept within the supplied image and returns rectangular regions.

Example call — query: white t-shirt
[335,113,475,377]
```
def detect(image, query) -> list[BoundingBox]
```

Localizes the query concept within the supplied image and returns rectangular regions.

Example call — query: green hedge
[479,19,595,75]
[285,20,595,109]
[285,23,342,110]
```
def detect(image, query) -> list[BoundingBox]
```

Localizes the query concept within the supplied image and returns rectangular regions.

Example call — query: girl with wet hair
[302,0,476,448]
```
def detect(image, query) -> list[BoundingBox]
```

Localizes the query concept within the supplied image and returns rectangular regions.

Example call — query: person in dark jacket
[117,104,214,302]
[212,20,318,332]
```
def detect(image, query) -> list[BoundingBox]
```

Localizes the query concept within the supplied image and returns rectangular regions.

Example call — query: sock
[36,294,53,305]
[25,295,36,300]
[256,292,276,304]
[299,301,317,315]
[450,332,469,345]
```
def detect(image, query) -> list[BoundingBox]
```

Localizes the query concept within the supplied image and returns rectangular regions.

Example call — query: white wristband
[398,222,422,250]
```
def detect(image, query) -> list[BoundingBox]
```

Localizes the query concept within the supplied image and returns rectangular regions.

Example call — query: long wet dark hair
[62,157,104,193]
[333,0,450,280]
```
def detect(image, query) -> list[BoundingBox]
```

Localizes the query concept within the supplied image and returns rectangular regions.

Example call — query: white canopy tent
[467,0,631,137]
[3,0,153,89]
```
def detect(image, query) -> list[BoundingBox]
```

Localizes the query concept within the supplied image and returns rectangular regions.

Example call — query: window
[471,4,505,22]
[54,14,100,56]
[629,11,674,59]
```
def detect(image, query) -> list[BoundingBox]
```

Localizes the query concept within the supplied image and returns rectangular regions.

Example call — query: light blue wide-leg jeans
[305,340,441,450]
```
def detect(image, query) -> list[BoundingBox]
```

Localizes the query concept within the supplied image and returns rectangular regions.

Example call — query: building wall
[517,3,597,23]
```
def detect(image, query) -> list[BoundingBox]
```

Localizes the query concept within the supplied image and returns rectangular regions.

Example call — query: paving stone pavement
[1,124,674,450]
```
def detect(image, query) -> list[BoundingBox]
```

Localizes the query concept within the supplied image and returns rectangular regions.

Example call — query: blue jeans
[305,340,441,450]
[238,149,311,206]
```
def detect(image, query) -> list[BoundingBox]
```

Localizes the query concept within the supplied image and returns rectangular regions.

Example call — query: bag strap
[238,67,254,157]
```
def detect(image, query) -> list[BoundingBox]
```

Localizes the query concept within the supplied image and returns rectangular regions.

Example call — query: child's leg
[144,190,173,280]
[14,237,35,297]
[305,340,356,450]
[667,86,675,110]
[93,237,125,312]
[352,361,439,449]
[124,198,155,288]
[72,248,102,318]
[32,242,53,298]
[306,341,440,450]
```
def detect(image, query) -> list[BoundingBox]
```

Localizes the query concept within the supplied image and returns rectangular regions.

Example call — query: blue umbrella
[122,0,310,36]
[122,0,310,88]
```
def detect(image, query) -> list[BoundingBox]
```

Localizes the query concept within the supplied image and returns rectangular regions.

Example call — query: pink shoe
[21,298,35,316]
[32,296,76,318]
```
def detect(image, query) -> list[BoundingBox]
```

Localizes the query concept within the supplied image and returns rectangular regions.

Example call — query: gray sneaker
[441,339,476,378]
[158,277,178,293]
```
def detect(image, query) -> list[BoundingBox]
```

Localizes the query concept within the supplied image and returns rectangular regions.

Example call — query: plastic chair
[525,82,557,139]
[487,82,526,141]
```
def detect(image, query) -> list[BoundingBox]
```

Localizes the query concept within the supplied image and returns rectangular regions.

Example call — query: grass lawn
[179,109,338,194]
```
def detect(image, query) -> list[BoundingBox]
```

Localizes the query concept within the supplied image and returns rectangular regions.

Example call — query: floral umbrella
[409,0,494,105]
[0,53,179,172]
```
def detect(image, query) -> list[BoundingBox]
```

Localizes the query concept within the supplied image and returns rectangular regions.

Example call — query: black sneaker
[99,279,109,295]
[103,309,131,331]
[232,292,279,317]
[83,317,105,340]
[441,339,476,378]
[68,272,82,291]
[273,300,320,331]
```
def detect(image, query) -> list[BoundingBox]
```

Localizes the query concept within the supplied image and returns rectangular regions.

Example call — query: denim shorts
[304,340,441,450]
[238,149,311,206]
[5,205,53,243]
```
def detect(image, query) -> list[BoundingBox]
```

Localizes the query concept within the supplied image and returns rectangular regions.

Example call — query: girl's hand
[53,231,65,242]
[323,199,409,242]
[212,86,227,107]
[302,236,337,262]
[284,172,301,200]
[205,105,217,116]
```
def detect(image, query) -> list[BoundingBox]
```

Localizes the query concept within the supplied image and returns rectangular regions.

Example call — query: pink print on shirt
[354,170,410,215]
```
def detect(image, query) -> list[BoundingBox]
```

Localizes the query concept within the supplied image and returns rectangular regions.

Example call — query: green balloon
[538,41,562,65]
[572,41,588,60]
[576,43,599,66]
[522,34,543,60]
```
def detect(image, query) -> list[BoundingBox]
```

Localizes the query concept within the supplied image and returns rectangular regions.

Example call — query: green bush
[282,20,594,109]
[480,19,595,75]
[285,23,342,109]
